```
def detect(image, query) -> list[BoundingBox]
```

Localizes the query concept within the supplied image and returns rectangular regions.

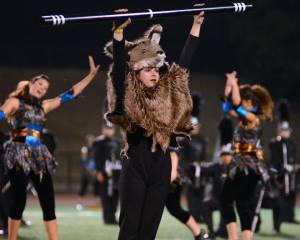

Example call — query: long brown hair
[9,74,50,100]
[251,84,274,121]
[240,84,274,121]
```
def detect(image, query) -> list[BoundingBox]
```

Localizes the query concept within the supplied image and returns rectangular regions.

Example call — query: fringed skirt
[3,140,57,175]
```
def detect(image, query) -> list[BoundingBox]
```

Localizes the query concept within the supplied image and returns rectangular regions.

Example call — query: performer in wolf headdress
[104,9,205,240]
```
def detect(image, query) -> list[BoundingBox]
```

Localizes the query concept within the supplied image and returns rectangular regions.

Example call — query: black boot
[195,231,210,240]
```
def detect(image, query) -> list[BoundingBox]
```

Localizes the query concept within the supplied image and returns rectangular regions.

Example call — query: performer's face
[242,99,254,111]
[137,67,160,88]
[29,78,49,99]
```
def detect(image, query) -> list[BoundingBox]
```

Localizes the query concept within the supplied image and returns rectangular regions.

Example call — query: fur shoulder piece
[106,62,193,152]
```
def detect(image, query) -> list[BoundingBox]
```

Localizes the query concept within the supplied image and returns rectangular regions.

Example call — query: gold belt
[12,128,41,140]
[233,142,258,154]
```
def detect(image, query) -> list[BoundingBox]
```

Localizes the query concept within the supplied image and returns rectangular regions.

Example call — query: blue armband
[222,101,232,113]
[235,105,248,118]
[88,161,96,171]
[60,90,75,104]
[0,111,5,121]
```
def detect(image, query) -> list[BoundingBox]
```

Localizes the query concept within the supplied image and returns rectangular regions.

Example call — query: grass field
[6,203,300,240]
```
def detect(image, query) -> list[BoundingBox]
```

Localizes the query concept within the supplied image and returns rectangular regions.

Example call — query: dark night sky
[0,0,248,69]
[1,0,300,101]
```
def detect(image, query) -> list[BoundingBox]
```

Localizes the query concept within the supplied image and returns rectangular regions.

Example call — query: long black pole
[42,2,253,26]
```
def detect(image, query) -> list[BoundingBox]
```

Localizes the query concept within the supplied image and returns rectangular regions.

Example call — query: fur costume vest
[106,63,193,152]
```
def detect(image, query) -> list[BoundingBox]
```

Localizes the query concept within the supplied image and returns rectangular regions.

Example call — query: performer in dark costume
[190,116,234,239]
[104,8,205,240]
[268,99,299,232]
[179,93,223,237]
[178,93,207,221]
[166,150,210,240]
[0,56,99,240]
[215,116,234,239]
[220,71,274,240]
[93,121,121,225]
[165,92,209,239]
[77,133,99,210]
[168,92,211,238]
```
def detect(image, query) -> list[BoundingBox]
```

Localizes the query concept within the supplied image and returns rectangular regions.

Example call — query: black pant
[220,169,259,231]
[281,191,297,222]
[118,148,171,240]
[8,168,56,221]
[78,173,99,196]
[187,187,203,222]
[269,191,297,231]
[198,199,221,233]
[166,183,190,224]
[261,194,282,231]
[101,182,119,224]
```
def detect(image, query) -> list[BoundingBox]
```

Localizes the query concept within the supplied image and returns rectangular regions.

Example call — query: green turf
[6,205,300,240]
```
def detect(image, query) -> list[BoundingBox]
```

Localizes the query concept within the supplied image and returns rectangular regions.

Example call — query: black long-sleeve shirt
[178,34,200,69]
[112,38,127,113]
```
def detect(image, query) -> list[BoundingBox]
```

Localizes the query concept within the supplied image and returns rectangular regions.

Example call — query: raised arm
[229,73,241,106]
[224,71,258,123]
[105,11,131,126]
[110,18,131,114]
[42,56,99,114]
[222,71,238,118]
[178,10,205,68]
[224,72,235,99]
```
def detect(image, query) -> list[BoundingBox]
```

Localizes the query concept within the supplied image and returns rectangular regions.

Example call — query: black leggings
[220,169,259,231]
[78,174,99,196]
[8,168,56,221]
[166,183,190,224]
